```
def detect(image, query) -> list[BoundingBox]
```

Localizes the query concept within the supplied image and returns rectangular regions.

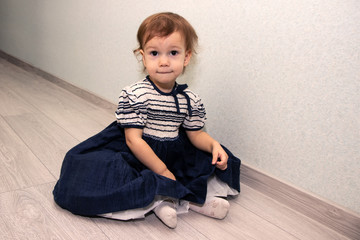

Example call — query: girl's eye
[150,51,158,56]
[170,51,178,56]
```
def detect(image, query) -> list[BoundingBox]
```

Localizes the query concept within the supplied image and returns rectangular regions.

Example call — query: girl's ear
[140,49,146,67]
[184,50,192,67]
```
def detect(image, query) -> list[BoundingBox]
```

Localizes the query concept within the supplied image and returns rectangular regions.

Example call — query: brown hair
[134,12,198,55]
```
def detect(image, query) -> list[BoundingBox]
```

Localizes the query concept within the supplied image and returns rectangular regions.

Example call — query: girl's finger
[212,153,218,165]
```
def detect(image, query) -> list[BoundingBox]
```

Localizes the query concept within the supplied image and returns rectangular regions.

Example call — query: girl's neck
[156,83,175,93]
[147,76,176,94]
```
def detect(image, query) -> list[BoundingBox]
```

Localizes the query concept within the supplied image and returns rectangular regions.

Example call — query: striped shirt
[115,77,206,141]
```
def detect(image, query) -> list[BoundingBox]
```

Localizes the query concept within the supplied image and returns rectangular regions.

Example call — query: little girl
[53,12,240,229]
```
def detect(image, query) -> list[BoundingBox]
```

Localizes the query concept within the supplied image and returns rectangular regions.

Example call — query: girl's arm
[186,130,228,170]
[124,128,176,180]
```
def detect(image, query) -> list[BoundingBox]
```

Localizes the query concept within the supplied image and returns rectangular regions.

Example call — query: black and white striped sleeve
[115,86,147,129]
[182,92,206,131]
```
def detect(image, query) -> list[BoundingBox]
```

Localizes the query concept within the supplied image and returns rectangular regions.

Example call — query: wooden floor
[0,57,355,239]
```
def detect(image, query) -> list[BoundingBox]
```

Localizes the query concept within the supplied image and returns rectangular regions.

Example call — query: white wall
[1,0,359,213]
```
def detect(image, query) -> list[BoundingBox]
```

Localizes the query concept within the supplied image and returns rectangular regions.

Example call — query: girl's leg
[189,174,237,219]
[189,197,230,219]
[153,200,177,228]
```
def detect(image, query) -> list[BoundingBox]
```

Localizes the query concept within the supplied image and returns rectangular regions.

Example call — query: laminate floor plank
[43,108,108,142]
[0,58,39,91]
[180,197,298,240]
[0,116,54,192]
[35,182,109,240]
[83,107,118,127]
[0,216,17,240]
[236,184,350,240]
[93,213,208,240]
[241,165,360,239]
[0,57,116,127]
[0,189,70,240]
[0,58,97,114]
[0,86,40,117]
[0,183,108,240]
[4,113,80,178]
[0,151,21,193]
[0,59,108,141]
[6,76,108,141]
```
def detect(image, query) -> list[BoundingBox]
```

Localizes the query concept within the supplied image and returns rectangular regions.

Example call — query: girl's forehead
[144,31,186,48]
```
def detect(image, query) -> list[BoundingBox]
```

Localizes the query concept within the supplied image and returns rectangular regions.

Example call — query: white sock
[153,201,177,228]
[189,197,230,219]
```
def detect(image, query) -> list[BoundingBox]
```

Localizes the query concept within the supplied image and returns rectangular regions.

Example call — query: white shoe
[190,197,230,219]
[153,201,177,228]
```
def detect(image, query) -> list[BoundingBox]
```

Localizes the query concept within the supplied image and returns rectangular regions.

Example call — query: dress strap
[173,84,192,117]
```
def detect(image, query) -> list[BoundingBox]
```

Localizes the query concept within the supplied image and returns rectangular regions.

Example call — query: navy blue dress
[53,77,240,216]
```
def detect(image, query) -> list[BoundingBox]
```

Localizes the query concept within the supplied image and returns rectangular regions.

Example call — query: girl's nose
[159,55,169,66]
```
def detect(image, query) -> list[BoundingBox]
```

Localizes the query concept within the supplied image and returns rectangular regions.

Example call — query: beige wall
[0,0,359,213]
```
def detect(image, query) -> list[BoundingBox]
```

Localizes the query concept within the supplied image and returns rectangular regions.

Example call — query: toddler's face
[140,31,191,92]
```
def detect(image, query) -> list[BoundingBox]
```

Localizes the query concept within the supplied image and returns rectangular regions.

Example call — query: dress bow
[172,84,192,117]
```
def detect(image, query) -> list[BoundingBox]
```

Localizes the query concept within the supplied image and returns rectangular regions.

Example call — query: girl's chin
[151,79,176,92]
[151,75,177,84]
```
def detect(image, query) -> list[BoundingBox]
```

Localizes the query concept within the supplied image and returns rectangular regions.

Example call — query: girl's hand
[125,128,177,181]
[160,168,176,181]
[185,130,228,171]
[211,142,228,170]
